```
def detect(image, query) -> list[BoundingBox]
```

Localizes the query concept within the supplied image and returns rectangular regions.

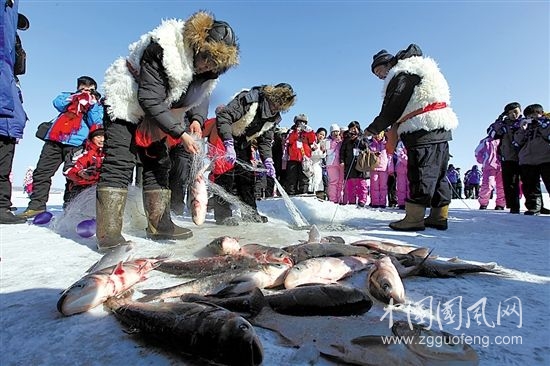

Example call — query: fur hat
[183,11,239,72]
[329,123,340,132]
[294,114,308,124]
[371,49,394,73]
[263,83,296,112]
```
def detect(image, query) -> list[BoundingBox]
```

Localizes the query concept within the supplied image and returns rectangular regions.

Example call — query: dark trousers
[168,144,192,213]
[0,136,17,210]
[99,118,175,191]
[28,141,80,210]
[387,173,397,206]
[98,119,137,189]
[213,147,257,222]
[501,160,521,212]
[65,184,91,206]
[520,163,550,212]
[406,141,451,207]
[285,160,309,195]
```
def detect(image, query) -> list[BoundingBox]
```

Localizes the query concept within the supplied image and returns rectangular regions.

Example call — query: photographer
[487,102,523,214]
[19,76,104,218]
[284,114,316,195]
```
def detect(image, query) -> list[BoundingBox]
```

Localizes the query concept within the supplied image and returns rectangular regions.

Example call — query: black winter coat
[137,42,218,138]
[216,87,280,160]
[339,136,370,179]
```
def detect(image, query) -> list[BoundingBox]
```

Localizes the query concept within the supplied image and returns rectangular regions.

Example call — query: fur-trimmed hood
[103,18,219,124]
[183,11,239,73]
[384,56,459,135]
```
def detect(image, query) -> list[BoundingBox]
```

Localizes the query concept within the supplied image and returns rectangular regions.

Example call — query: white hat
[340,126,348,132]
[330,123,340,133]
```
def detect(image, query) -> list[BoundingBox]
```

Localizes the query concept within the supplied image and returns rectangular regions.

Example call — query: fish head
[264,263,292,287]
[217,314,264,366]
[367,257,406,304]
[57,274,108,316]
[207,236,241,255]
[265,248,294,266]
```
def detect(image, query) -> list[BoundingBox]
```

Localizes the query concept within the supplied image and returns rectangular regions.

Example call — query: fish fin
[135,290,159,302]
[408,247,433,258]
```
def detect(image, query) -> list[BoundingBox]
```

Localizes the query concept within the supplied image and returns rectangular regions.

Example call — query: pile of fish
[56,225,500,365]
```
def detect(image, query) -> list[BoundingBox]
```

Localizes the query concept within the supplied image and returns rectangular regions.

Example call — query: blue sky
[13,0,549,189]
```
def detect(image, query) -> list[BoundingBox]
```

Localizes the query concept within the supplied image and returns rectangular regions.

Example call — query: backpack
[355,149,378,173]
[474,137,491,165]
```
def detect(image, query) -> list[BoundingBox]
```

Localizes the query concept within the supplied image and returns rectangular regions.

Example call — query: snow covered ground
[1,187,549,365]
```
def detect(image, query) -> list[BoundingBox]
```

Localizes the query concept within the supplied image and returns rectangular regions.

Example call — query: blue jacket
[0,1,27,139]
[44,92,104,147]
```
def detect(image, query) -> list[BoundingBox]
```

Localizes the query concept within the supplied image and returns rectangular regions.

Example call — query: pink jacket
[475,137,501,170]
[369,138,389,171]
[325,136,342,167]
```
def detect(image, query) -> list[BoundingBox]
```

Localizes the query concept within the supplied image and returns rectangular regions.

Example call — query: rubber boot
[424,205,449,230]
[0,209,27,224]
[389,202,426,231]
[96,187,129,252]
[143,189,193,240]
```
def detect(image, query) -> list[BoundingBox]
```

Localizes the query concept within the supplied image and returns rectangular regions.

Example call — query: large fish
[252,309,478,366]
[350,239,432,258]
[284,256,373,289]
[138,263,291,302]
[190,163,209,225]
[156,255,262,277]
[85,242,135,273]
[156,245,292,277]
[393,255,499,278]
[180,287,268,318]
[283,242,380,264]
[57,257,165,316]
[180,285,373,317]
[367,256,406,304]
[265,284,372,316]
[105,296,263,366]
[239,243,294,266]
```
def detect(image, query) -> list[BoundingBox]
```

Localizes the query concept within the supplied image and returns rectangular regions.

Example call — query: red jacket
[286,127,316,161]
[64,140,105,186]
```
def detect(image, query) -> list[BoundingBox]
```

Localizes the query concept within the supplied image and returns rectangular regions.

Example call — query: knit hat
[329,123,340,133]
[371,49,394,73]
[294,114,308,124]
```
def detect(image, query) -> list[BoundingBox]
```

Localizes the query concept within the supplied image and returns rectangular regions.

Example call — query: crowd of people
[2,5,547,252]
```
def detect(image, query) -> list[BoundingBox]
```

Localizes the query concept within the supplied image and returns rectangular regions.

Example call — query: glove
[263,158,276,178]
[223,139,236,164]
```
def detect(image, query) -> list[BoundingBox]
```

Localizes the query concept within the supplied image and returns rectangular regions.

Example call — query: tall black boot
[143,189,193,239]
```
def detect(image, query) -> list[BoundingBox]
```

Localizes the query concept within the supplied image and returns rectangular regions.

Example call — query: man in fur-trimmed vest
[96,11,239,251]
[211,83,296,226]
[366,44,458,231]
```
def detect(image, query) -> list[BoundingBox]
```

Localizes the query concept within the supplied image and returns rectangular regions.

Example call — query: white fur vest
[102,19,217,124]
[383,56,459,135]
